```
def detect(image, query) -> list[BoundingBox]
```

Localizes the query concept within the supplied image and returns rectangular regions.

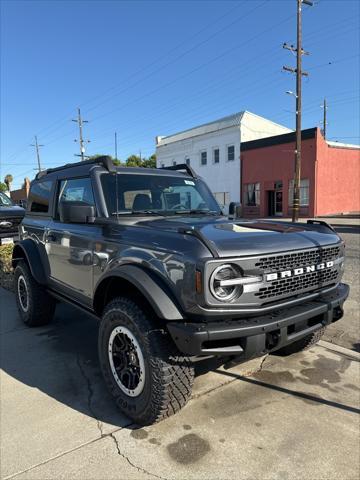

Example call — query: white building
[156,111,292,210]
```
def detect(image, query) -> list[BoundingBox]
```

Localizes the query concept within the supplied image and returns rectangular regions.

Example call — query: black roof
[241,127,317,152]
[35,157,197,181]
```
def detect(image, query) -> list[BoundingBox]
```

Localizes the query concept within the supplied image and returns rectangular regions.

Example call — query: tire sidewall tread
[98,296,194,425]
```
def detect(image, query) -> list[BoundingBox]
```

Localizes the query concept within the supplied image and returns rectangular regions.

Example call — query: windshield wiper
[112,210,165,216]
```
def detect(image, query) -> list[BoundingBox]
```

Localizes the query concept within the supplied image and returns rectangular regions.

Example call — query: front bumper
[167,283,349,358]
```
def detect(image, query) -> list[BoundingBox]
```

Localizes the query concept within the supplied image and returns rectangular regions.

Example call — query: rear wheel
[98,297,194,425]
[14,261,55,326]
[274,327,326,356]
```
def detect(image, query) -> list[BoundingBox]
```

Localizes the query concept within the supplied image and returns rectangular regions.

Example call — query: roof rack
[162,163,197,179]
[35,155,116,180]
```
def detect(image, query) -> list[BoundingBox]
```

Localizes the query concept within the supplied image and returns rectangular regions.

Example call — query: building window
[244,183,260,206]
[214,192,230,208]
[227,145,235,161]
[213,148,220,164]
[185,157,190,166]
[200,151,207,165]
[288,179,310,206]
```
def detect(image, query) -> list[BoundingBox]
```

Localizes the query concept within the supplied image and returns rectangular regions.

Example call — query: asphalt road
[323,222,360,351]
[1,287,359,480]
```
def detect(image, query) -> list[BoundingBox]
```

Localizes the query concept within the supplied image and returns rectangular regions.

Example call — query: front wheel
[98,297,194,425]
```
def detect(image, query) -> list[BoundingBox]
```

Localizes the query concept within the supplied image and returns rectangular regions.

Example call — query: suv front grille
[254,245,342,301]
[0,216,22,234]
[255,246,340,272]
[255,268,339,300]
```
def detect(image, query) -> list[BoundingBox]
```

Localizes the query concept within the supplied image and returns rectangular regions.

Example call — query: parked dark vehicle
[12,157,349,425]
[0,192,25,244]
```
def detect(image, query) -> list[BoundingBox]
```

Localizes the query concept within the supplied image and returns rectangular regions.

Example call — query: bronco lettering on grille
[265,261,334,282]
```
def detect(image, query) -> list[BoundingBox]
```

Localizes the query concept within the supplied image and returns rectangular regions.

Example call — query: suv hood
[139,217,341,257]
[0,205,25,218]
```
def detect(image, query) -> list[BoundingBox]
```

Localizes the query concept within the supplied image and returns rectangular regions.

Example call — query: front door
[45,177,97,303]
[275,190,283,216]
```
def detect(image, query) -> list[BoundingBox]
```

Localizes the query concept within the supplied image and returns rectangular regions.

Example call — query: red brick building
[241,127,360,218]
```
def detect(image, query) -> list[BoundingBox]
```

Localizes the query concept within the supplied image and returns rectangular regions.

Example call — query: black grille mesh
[254,246,341,300]
[255,246,340,272]
[0,217,22,233]
[255,268,339,300]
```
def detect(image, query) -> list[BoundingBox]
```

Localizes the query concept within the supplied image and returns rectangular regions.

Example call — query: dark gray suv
[12,156,349,425]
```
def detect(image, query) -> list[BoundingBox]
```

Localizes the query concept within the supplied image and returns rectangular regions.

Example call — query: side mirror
[59,201,96,224]
[229,202,242,219]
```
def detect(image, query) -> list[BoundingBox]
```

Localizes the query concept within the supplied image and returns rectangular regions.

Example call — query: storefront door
[275,190,283,216]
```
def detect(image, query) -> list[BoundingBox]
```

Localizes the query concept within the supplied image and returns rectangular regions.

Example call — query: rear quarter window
[28,181,53,213]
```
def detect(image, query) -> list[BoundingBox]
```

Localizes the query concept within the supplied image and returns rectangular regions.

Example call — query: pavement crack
[109,433,169,480]
[258,355,268,372]
[76,354,104,437]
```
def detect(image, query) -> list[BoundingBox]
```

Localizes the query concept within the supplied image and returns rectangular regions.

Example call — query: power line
[5,12,356,163]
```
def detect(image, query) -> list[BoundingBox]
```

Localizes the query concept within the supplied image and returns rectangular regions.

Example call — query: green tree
[0,182,7,193]
[88,154,123,166]
[142,154,156,168]
[4,174,13,192]
[125,155,143,167]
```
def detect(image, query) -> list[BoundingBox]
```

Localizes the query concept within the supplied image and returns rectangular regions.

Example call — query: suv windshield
[101,173,221,216]
[0,192,14,207]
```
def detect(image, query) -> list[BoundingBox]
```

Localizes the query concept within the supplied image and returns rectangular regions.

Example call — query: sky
[1,0,359,189]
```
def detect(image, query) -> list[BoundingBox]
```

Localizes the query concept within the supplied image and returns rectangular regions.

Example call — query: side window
[29,181,53,213]
[57,178,95,217]
[227,145,235,161]
[201,151,207,165]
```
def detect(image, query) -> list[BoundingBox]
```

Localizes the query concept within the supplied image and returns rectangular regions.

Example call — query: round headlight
[210,264,243,302]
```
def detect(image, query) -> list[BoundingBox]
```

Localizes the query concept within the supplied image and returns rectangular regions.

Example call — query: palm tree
[4,174,13,192]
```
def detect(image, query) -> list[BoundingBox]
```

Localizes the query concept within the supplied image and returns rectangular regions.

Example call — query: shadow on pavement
[1,297,228,429]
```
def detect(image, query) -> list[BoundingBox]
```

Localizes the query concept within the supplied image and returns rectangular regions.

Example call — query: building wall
[156,125,241,209]
[10,178,31,207]
[315,132,360,216]
[156,112,292,210]
[241,136,317,218]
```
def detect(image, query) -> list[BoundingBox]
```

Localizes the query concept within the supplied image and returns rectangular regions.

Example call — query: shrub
[0,244,14,273]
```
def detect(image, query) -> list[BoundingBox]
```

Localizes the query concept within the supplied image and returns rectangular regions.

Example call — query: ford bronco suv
[12,156,349,425]
[0,192,25,245]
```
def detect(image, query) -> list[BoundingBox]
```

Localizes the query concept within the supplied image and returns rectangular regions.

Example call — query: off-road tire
[274,327,326,356]
[98,297,194,425]
[14,261,56,326]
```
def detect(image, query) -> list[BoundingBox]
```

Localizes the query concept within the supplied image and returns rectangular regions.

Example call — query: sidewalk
[1,288,359,480]
[259,216,360,227]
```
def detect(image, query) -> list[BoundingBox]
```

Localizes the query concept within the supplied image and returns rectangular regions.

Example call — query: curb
[318,340,360,361]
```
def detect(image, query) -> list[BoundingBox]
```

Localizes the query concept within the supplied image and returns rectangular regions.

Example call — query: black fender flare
[94,265,184,320]
[12,240,47,285]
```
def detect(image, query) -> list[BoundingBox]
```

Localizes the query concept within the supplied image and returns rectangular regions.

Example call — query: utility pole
[114,132,118,161]
[321,98,327,139]
[30,135,43,172]
[283,0,313,222]
[72,108,90,161]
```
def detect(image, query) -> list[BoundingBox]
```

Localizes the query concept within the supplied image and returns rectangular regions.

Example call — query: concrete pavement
[1,287,359,480]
